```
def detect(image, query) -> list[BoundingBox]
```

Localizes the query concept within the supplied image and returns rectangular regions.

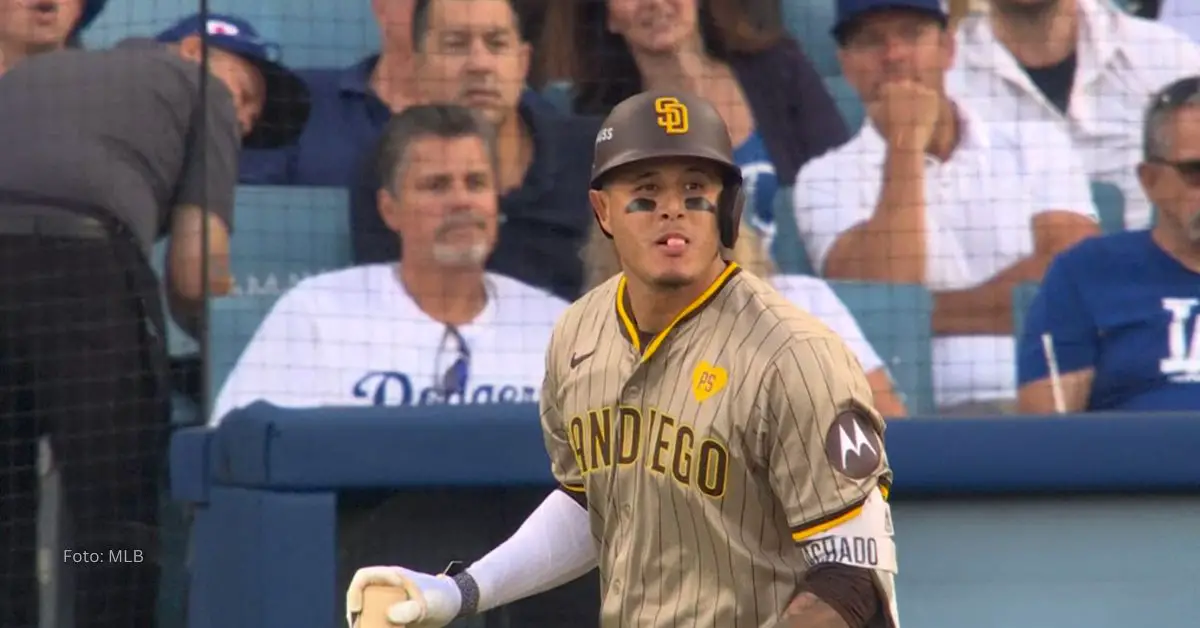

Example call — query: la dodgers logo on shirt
[1161,298,1200,383]
[352,371,537,406]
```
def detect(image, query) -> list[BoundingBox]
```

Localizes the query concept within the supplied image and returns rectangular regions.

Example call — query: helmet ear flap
[718,185,745,249]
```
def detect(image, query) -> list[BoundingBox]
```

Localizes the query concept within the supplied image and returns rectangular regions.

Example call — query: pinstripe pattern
[540,265,896,628]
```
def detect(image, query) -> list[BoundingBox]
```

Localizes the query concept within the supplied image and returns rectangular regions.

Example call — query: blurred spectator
[581,220,908,416]
[212,105,568,424]
[536,0,848,249]
[239,0,418,185]
[1018,76,1200,413]
[352,0,600,301]
[1159,0,1200,42]
[794,0,1100,415]
[0,0,104,74]
[0,12,306,627]
[949,0,1200,229]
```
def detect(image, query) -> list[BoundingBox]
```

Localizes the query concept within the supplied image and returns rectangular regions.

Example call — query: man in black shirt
[0,12,309,628]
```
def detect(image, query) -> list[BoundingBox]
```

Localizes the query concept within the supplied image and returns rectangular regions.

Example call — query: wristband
[442,561,479,617]
[451,571,480,617]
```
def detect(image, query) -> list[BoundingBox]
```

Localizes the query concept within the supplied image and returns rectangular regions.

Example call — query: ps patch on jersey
[691,361,728,402]
[824,407,882,479]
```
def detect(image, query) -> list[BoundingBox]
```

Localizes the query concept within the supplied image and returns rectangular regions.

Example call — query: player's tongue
[658,234,687,253]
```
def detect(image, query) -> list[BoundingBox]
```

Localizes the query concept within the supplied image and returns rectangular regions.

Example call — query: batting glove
[346,565,462,628]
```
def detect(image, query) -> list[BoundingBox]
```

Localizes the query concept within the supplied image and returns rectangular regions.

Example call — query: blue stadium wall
[172,405,1200,628]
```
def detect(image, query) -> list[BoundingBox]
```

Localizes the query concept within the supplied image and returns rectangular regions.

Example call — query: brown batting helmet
[590,90,745,248]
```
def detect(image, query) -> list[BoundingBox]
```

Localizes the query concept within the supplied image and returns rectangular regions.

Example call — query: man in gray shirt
[0,12,309,628]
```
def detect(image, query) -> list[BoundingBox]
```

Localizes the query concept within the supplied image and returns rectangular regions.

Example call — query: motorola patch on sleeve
[823,408,882,479]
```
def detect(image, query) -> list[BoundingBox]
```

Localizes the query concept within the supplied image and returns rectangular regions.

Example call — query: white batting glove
[346,566,462,628]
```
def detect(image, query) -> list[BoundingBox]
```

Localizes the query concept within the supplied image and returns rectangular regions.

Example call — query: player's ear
[589,189,614,237]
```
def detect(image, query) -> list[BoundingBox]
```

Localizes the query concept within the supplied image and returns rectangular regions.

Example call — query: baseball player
[347,90,900,628]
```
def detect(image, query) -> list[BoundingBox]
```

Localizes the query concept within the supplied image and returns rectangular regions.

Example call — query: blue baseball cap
[832,0,948,43]
[156,13,310,149]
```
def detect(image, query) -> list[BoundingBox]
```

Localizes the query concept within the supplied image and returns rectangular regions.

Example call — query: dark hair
[534,0,783,115]
[411,0,527,51]
[1143,76,1200,161]
[374,104,500,193]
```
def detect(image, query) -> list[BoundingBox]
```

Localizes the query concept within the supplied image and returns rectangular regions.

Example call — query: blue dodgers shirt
[735,130,779,242]
[239,56,387,186]
[1018,230,1200,411]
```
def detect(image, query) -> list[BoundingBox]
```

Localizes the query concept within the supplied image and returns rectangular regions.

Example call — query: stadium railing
[171,404,1200,628]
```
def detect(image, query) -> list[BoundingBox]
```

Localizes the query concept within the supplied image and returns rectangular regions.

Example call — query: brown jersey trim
[790,483,890,543]
[613,262,742,361]
[557,483,588,509]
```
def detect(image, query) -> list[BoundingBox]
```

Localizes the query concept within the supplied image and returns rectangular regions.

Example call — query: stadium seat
[86,0,379,67]
[824,75,865,131]
[783,0,840,78]
[1012,281,1041,340]
[770,186,817,275]
[208,294,278,401]
[825,280,936,415]
[1090,181,1126,234]
[228,185,353,293]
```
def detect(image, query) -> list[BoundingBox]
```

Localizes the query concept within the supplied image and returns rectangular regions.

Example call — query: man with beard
[1018,76,1200,413]
[792,0,1100,415]
[209,104,569,423]
[0,0,105,74]
[949,0,1200,230]
[351,0,600,302]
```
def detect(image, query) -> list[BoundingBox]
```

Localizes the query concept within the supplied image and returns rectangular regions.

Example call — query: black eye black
[626,198,657,212]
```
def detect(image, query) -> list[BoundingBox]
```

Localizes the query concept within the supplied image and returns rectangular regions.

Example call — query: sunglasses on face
[1147,158,1200,187]
[434,325,471,397]
[1145,76,1200,186]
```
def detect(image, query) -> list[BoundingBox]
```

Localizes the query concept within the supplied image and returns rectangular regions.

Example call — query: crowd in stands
[21,0,1188,423]
[201,0,1200,422]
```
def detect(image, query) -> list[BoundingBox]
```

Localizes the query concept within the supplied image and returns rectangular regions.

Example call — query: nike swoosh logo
[570,350,596,369]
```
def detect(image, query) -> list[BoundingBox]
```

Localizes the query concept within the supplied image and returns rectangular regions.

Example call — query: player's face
[0,0,82,54]
[592,157,725,289]
[837,11,952,103]
[1140,106,1200,245]
[606,0,700,55]
[379,134,500,268]
[414,0,530,127]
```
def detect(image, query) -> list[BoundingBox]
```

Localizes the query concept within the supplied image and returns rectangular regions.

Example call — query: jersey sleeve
[1017,251,1098,384]
[539,327,587,506]
[779,276,885,374]
[760,336,891,543]
[208,288,322,425]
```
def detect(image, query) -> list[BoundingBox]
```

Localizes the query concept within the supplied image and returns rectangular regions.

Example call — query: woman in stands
[534,0,849,250]
[582,220,909,417]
